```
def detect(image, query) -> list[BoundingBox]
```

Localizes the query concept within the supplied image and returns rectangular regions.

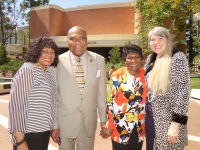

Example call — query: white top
[8,62,57,143]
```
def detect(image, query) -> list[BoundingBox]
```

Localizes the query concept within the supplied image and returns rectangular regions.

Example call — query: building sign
[87,41,97,44]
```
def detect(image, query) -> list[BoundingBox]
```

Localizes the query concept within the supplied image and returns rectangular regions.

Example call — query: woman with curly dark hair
[8,37,59,150]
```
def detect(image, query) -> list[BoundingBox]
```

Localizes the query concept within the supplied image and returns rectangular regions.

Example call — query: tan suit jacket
[51,51,107,138]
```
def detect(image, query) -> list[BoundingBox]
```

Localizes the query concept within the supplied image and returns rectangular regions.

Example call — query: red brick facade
[30,4,135,39]
[30,3,186,53]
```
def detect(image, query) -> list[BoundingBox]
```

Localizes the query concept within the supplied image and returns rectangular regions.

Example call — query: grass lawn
[190,77,200,90]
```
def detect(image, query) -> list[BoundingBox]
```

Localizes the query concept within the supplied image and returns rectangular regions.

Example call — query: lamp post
[193,13,200,38]
[0,0,3,44]
[193,13,200,72]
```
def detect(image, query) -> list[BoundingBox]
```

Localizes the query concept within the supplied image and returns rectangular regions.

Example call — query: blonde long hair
[148,27,173,94]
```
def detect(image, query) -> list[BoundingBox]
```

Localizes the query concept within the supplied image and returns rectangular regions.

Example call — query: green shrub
[0,45,7,65]
[0,60,23,75]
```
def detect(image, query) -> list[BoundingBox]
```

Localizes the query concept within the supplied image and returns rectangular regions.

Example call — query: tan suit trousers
[58,116,95,150]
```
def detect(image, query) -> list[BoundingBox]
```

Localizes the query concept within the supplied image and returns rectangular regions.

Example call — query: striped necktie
[75,57,85,94]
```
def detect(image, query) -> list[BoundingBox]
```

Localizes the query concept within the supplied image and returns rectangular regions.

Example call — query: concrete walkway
[0,94,200,150]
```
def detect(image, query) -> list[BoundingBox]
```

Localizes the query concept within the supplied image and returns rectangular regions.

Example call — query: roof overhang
[50,34,140,48]
[31,2,134,12]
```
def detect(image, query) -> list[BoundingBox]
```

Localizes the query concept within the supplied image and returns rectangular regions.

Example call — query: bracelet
[15,137,26,146]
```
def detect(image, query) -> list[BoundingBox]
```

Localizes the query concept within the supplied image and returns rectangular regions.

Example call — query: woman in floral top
[102,44,147,150]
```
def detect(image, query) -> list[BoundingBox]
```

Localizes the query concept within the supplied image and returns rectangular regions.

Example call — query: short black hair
[24,37,59,67]
[122,44,143,61]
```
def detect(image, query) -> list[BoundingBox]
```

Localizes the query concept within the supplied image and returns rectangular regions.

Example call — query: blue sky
[49,0,131,8]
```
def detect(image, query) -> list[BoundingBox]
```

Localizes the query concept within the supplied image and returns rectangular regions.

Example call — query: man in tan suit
[51,26,107,150]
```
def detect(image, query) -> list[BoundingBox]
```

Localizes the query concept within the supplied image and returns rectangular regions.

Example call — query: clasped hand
[51,129,61,145]
[100,128,113,139]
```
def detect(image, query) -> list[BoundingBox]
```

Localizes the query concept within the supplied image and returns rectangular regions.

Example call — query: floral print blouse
[106,67,147,144]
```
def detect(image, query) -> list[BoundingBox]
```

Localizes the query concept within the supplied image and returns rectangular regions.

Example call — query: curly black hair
[24,37,59,67]
[122,44,143,62]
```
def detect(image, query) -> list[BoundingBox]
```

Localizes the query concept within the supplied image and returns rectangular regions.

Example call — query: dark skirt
[112,127,143,150]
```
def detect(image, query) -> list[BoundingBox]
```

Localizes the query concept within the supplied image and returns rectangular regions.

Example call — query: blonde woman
[144,27,190,150]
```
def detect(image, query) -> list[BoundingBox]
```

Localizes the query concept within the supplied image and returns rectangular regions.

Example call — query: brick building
[30,2,141,57]
[30,2,186,58]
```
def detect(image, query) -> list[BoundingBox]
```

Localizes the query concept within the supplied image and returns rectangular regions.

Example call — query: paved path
[0,94,200,150]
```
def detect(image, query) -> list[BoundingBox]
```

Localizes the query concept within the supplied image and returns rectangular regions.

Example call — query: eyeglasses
[126,56,141,62]
[41,49,55,55]
[68,35,87,43]
[150,37,165,43]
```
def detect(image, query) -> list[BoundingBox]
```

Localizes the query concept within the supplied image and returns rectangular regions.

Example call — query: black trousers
[112,127,143,150]
[145,101,156,150]
[13,131,50,150]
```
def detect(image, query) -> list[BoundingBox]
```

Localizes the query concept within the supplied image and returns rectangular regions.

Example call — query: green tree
[108,45,122,64]
[21,0,49,46]
[106,46,123,73]
[0,0,49,64]
[0,0,27,46]
[0,0,49,46]
[0,0,28,64]
[132,0,200,65]
[21,0,49,23]
[0,45,7,65]
[185,1,200,65]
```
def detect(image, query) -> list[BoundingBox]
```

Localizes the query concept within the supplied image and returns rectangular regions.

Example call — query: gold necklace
[35,63,47,72]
